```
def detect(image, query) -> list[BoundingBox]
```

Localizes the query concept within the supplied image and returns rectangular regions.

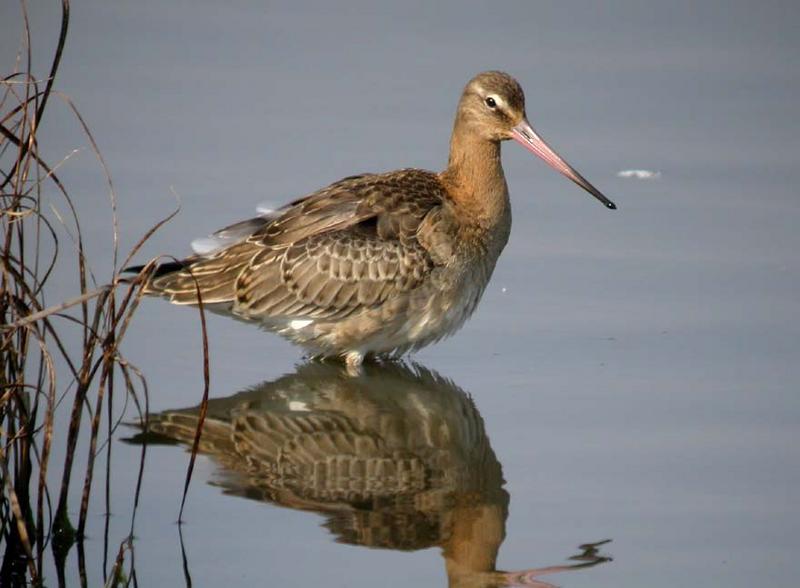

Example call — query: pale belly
[272,207,511,365]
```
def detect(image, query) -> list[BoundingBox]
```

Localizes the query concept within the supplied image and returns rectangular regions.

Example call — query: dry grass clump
[1,2,208,585]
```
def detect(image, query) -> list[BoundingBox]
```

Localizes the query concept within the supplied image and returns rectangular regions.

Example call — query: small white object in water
[617,169,661,179]
[289,319,313,330]
[501,287,507,293]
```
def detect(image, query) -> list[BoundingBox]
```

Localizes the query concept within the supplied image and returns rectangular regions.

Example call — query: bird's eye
[485,96,497,109]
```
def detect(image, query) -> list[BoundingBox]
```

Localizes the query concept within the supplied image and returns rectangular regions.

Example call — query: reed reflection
[134,362,610,587]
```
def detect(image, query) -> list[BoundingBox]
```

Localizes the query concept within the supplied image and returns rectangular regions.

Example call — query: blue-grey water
[2,1,799,586]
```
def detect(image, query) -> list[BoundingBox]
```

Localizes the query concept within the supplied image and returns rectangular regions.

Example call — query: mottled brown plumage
[138,71,615,365]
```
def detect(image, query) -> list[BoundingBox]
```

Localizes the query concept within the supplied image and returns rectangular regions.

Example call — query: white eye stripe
[472,84,507,110]
[485,94,505,110]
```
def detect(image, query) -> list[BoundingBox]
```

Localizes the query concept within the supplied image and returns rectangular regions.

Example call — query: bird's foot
[344,350,364,376]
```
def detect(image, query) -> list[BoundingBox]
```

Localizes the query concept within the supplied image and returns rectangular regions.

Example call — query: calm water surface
[2,1,798,586]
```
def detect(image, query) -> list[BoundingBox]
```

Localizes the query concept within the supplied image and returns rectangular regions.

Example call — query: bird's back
[145,168,448,307]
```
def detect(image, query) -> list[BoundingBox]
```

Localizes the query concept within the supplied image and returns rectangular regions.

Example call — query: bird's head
[457,71,616,209]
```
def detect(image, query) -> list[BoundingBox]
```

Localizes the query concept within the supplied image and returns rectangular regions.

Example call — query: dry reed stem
[1,1,210,584]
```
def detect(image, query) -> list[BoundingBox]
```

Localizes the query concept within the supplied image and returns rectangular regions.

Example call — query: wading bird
[133,71,615,367]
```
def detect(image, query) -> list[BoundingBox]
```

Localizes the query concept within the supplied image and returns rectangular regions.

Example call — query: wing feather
[144,169,452,319]
[232,231,434,320]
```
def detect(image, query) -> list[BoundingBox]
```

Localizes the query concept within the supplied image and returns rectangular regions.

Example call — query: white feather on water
[617,169,661,179]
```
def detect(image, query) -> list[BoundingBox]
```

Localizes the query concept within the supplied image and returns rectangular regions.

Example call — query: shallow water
[3,1,799,586]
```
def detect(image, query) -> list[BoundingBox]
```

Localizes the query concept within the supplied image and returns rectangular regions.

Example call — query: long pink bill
[511,120,617,210]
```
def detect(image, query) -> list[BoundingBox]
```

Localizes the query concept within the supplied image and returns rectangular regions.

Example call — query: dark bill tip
[511,120,618,211]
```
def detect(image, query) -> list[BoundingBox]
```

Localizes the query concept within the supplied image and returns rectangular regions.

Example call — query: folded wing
[145,169,449,322]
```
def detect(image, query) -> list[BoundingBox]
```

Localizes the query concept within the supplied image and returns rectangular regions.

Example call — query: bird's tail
[122,252,246,305]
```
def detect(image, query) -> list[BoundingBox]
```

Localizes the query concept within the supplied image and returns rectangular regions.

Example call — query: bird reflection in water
[131,362,611,587]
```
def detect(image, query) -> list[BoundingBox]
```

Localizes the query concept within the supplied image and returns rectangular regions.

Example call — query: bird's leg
[344,350,364,376]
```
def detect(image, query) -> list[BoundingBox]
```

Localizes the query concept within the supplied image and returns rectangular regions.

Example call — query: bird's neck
[441,122,509,226]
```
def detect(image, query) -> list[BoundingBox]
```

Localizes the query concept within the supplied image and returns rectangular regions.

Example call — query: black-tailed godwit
[135,71,616,366]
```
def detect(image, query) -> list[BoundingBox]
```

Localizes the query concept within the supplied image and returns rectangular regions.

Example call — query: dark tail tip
[123,261,186,278]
